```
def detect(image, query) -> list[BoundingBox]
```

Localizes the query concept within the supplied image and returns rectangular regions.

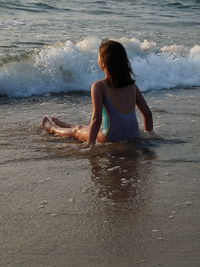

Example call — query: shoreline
[0,87,199,266]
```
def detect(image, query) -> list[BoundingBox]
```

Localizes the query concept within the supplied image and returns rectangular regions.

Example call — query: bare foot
[51,117,73,128]
[42,117,53,133]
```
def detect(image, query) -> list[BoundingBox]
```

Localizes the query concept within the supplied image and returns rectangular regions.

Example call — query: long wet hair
[99,40,135,88]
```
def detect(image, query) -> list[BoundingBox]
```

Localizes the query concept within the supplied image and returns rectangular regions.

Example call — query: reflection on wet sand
[34,136,157,265]
[89,143,155,204]
[80,144,156,265]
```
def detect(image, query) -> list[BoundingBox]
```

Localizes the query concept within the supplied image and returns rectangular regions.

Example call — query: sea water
[0,1,200,267]
[0,0,200,97]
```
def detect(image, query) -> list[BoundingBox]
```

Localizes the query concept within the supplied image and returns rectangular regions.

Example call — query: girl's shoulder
[92,79,106,87]
[91,79,106,95]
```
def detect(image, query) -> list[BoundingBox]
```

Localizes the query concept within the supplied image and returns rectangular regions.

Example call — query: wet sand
[0,88,200,267]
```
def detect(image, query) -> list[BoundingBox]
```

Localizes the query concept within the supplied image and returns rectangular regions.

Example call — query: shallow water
[0,88,199,266]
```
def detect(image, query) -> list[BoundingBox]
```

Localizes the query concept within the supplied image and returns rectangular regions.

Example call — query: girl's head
[99,40,135,88]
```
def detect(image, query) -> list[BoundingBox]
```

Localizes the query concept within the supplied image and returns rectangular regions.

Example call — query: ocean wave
[164,0,200,10]
[0,0,60,13]
[0,37,200,98]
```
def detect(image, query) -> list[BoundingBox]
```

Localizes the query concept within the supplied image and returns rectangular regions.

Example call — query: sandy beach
[0,88,199,267]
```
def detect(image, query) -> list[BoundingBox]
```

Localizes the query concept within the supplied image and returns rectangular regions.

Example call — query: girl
[42,40,153,146]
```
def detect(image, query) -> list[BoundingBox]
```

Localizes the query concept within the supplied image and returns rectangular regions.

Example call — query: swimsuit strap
[101,80,109,98]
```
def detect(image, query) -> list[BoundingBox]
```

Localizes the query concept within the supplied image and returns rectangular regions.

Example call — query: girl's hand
[149,130,155,135]
[80,142,95,150]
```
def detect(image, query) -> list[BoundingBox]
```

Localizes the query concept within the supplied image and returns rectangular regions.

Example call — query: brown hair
[99,40,135,88]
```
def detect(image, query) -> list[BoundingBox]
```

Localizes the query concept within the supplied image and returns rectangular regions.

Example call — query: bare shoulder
[133,83,140,92]
[92,80,105,89]
[133,84,143,98]
[91,80,105,95]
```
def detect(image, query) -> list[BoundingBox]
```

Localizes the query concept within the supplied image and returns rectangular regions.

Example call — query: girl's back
[101,80,139,142]
[103,81,136,113]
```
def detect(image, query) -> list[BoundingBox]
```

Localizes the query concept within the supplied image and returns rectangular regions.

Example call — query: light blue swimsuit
[101,82,139,142]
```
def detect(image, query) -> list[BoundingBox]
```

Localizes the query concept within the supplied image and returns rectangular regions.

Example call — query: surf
[0,37,200,98]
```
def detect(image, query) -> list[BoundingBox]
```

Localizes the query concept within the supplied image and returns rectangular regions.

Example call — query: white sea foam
[0,37,200,97]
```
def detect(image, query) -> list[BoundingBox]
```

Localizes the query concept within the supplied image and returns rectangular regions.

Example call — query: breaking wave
[0,37,200,97]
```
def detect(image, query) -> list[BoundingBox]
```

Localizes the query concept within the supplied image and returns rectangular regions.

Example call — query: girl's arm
[135,85,154,132]
[88,81,104,145]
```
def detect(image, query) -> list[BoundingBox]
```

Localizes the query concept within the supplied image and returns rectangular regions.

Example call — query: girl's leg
[73,125,106,143]
[42,117,75,137]
[51,117,74,128]
[74,125,106,143]
[42,117,106,143]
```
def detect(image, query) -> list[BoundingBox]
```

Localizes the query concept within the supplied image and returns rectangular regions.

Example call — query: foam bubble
[0,37,200,98]
[189,45,200,60]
